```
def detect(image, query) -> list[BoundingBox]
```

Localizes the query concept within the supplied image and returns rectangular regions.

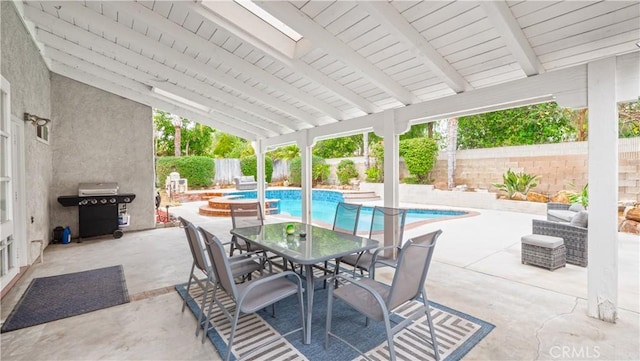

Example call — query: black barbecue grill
[58,183,135,241]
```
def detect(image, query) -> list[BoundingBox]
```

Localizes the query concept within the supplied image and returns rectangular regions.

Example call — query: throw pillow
[570,210,588,228]
[568,203,585,212]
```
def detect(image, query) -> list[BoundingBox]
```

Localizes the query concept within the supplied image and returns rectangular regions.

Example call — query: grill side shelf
[57,193,136,207]
[58,195,81,207]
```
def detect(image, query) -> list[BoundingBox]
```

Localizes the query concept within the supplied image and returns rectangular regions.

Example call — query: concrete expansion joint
[533,297,579,360]
[129,286,176,302]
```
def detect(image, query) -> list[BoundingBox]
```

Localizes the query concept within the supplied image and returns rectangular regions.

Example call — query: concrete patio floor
[1,202,638,360]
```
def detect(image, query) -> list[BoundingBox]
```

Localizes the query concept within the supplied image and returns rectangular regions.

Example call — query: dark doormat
[1,265,129,333]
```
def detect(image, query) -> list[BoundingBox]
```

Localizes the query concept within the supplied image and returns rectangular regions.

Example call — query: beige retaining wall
[429,138,639,202]
[330,138,639,207]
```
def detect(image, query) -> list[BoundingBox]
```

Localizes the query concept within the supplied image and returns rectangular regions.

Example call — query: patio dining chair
[322,202,362,286]
[199,227,305,361]
[179,217,267,338]
[325,230,443,361]
[179,216,210,314]
[339,206,407,278]
[229,202,264,256]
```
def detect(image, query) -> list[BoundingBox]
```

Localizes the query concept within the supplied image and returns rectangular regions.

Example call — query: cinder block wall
[429,139,639,201]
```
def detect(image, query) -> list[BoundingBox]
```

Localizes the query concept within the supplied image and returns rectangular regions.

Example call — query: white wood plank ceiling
[17,0,640,141]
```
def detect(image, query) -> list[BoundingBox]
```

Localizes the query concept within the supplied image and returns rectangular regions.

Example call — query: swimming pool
[230,189,467,232]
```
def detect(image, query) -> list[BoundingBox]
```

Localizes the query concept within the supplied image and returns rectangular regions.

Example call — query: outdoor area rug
[1,265,129,333]
[176,276,494,361]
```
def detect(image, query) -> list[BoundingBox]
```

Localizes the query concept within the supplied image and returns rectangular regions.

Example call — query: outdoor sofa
[533,202,588,267]
[547,202,585,222]
[234,176,258,190]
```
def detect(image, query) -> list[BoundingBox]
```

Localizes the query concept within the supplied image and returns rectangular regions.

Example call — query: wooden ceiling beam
[361,1,472,93]
[46,51,275,138]
[23,4,307,132]
[38,31,290,135]
[255,1,419,105]
[108,1,343,121]
[481,1,545,76]
[26,3,321,127]
[49,62,260,140]
[184,2,380,114]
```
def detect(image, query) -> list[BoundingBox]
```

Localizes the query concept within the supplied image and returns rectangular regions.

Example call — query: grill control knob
[80,199,88,206]
[100,198,107,204]
[123,197,131,203]
[90,199,98,205]
[109,198,116,203]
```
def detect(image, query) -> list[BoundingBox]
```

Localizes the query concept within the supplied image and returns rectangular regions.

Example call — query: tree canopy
[619,99,640,138]
[153,110,214,156]
[456,102,577,149]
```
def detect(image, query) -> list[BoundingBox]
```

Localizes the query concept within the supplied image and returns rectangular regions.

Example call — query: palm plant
[493,169,541,198]
[568,183,589,208]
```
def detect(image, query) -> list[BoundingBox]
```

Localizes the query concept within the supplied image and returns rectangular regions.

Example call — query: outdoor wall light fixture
[24,112,51,126]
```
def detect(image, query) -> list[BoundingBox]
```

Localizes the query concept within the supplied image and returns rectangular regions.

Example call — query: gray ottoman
[521,234,566,271]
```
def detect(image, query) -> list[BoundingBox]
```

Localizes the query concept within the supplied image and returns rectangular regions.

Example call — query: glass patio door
[0,75,18,288]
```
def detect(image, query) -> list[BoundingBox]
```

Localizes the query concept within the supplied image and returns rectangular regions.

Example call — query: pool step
[198,197,279,217]
[342,191,381,202]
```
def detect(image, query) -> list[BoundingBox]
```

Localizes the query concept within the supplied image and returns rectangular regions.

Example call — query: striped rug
[176,275,493,361]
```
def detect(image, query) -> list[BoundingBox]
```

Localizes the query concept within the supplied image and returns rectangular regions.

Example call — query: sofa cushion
[568,203,585,212]
[547,210,576,222]
[570,210,588,228]
[240,176,255,183]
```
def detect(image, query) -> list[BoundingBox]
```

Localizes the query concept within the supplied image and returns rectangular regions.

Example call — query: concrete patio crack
[534,297,579,360]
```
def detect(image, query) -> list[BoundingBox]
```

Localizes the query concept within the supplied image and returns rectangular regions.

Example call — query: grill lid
[78,182,119,196]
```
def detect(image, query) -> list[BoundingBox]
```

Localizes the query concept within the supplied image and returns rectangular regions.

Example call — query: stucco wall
[1,1,53,262]
[50,74,156,236]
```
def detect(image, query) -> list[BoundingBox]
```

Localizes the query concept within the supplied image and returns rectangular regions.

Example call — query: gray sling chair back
[298,202,362,285]
[230,201,292,271]
[322,202,362,287]
[198,227,305,361]
[229,202,264,256]
[325,229,443,361]
[179,217,266,339]
[340,206,407,278]
[178,217,209,315]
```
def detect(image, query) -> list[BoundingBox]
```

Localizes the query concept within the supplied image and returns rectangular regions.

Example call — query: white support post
[587,58,618,323]
[382,110,400,208]
[253,140,266,218]
[297,130,313,224]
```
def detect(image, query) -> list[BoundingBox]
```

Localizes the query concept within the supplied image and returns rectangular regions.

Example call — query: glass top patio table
[231,221,379,265]
[231,221,378,344]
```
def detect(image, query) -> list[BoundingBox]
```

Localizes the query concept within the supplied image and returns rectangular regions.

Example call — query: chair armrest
[230,251,273,273]
[236,271,303,303]
[371,245,401,266]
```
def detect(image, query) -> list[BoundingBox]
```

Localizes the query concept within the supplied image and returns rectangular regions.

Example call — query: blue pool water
[231,189,466,232]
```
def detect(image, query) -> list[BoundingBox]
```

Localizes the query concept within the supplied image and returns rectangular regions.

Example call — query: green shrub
[365,167,381,183]
[399,137,439,184]
[239,155,273,183]
[336,159,359,185]
[568,183,589,208]
[289,155,330,186]
[492,169,540,198]
[402,176,420,184]
[156,156,215,188]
